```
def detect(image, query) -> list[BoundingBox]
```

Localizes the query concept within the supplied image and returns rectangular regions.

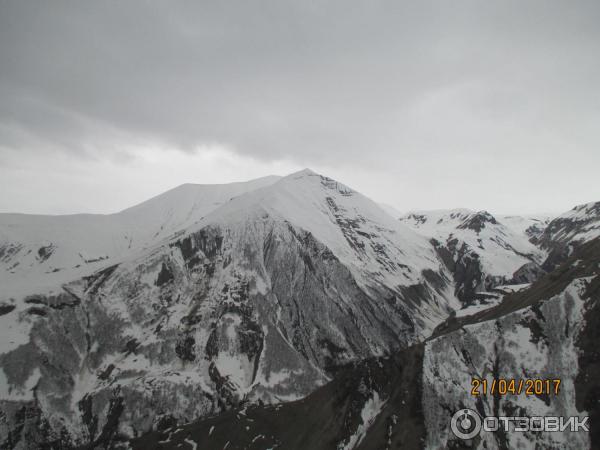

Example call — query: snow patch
[338,391,386,450]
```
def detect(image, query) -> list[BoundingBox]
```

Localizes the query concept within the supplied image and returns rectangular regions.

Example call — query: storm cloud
[1,1,599,214]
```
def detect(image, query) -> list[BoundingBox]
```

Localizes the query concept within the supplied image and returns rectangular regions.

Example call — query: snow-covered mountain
[0,169,459,448]
[0,175,281,299]
[537,201,600,271]
[541,201,600,245]
[399,209,547,306]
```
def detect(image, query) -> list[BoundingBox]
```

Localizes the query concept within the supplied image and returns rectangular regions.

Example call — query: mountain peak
[286,168,319,178]
[273,168,356,198]
[457,210,498,232]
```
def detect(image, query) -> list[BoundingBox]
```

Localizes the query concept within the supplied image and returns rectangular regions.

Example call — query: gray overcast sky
[1,1,599,216]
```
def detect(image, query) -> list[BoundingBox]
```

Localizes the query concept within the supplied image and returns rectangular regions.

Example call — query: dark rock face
[36,244,55,263]
[0,243,23,262]
[155,262,174,287]
[457,211,498,233]
[325,196,367,253]
[525,220,549,242]
[24,292,81,310]
[511,261,545,284]
[171,227,224,270]
[433,238,487,305]
[574,245,600,448]
[0,303,16,316]
[175,335,196,362]
[541,244,573,273]
[404,213,428,226]
[83,264,119,296]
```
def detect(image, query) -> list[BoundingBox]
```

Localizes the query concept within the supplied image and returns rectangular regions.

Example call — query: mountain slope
[498,214,552,241]
[130,236,600,450]
[0,175,280,299]
[537,201,600,271]
[129,345,426,450]
[378,203,403,220]
[400,209,546,306]
[423,237,599,450]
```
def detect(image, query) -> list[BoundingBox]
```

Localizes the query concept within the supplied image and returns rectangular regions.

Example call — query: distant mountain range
[1,169,599,449]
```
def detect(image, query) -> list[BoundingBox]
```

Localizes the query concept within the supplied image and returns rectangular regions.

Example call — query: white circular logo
[451,408,482,440]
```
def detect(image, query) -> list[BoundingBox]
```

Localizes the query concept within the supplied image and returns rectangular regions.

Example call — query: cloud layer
[1,1,599,214]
